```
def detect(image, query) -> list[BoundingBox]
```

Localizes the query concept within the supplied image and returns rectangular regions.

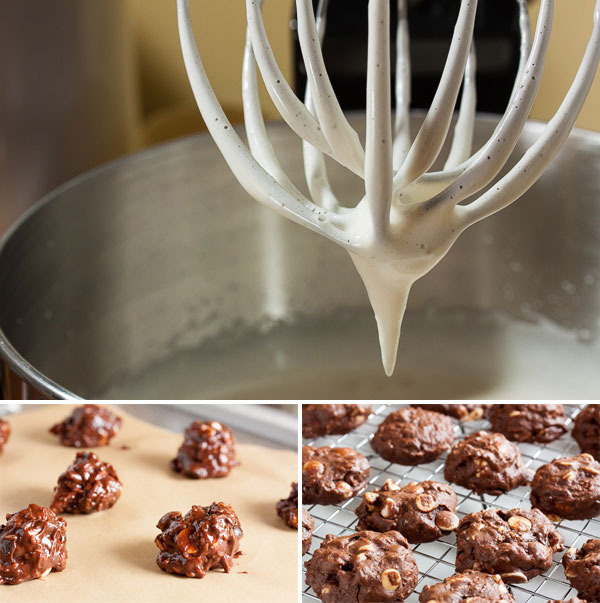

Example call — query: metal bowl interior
[0,115,599,399]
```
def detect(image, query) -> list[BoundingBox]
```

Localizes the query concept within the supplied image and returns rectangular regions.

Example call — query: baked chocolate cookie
[573,404,600,460]
[302,445,370,505]
[302,509,314,556]
[0,418,10,454]
[50,404,121,447]
[302,404,372,439]
[355,479,459,544]
[155,502,243,578]
[487,404,567,443]
[305,530,418,602]
[444,431,532,495]
[548,599,586,603]
[562,539,600,603]
[455,507,564,583]
[170,420,238,479]
[276,482,298,529]
[412,404,485,421]
[419,570,515,602]
[50,451,122,514]
[530,453,600,520]
[0,504,67,585]
[371,407,455,465]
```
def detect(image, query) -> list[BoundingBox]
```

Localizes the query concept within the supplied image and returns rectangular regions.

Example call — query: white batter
[177,0,600,376]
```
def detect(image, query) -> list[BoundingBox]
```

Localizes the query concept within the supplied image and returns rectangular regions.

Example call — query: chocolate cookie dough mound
[50,404,121,447]
[155,502,243,578]
[50,451,122,514]
[305,530,418,602]
[487,404,567,443]
[444,431,532,495]
[455,507,564,583]
[0,418,10,454]
[412,404,484,421]
[0,504,67,585]
[371,408,454,465]
[302,445,370,504]
[170,420,238,479]
[562,539,600,603]
[302,509,314,556]
[355,479,459,544]
[276,482,298,529]
[573,404,600,460]
[302,404,372,439]
[530,454,600,520]
[419,570,515,602]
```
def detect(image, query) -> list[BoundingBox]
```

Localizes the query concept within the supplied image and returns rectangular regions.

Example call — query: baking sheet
[303,403,599,602]
[0,405,298,602]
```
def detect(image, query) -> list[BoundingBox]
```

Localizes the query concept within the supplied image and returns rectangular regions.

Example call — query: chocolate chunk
[455,507,564,583]
[0,418,10,454]
[302,445,370,505]
[302,404,372,439]
[355,479,459,544]
[487,404,567,443]
[276,482,298,529]
[371,407,454,465]
[562,539,600,603]
[419,570,515,602]
[0,504,67,585]
[444,431,532,495]
[530,453,600,520]
[305,530,418,602]
[412,404,484,421]
[50,451,122,514]
[170,420,238,479]
[573,404,600,460]
[49,404,121,447]
[302,509,314,556]
[155,502,243,578]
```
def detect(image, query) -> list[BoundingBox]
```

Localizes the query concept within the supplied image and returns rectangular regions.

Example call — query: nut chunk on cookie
[562,539,600,603]
[371,407,454,465]
[487,404,567,443]
[170,420,238,479]
[530,454,600,520]
[444,431,532,495]
[155,502,243,578]
[302,509,314,556]
[305,530,418,602]
[412,404,484,421]
[355,479,459,544]
[50,404,121,447]
[302,404,372,439]
[302,445,370,505]
[50,451,122,514]
[455,508,564,583]
[573,404,600,460]
[419,570,515,602]
[0,504,67,585]
[0,418,10,454]
[276,482,298,529]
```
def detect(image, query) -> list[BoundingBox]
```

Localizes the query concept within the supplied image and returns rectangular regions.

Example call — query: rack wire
[302,404,597,602]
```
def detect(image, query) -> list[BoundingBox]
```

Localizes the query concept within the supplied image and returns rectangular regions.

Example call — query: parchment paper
[0,405,298,602]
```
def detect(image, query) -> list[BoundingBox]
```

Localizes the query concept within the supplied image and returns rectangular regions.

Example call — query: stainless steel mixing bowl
[1,115,599,399]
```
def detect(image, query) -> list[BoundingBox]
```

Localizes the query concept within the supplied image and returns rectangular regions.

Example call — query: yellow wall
[125,0,294,129]
[528,0,600,131]
[125,0,600,142]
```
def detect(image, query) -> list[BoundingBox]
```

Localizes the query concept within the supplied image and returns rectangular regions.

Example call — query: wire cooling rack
[302,404,597,602]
